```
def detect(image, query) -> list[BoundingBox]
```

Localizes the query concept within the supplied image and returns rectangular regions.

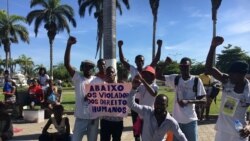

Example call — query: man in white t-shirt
[205,36,250,141]
[157,57,206,141]
[118,40,162,141]
[64,36,103,141]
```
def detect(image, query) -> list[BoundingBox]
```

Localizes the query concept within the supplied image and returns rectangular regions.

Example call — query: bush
[67,83,72,87]
[62,82,68,87]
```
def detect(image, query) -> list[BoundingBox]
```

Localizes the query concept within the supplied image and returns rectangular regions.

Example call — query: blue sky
[0,0,250,71]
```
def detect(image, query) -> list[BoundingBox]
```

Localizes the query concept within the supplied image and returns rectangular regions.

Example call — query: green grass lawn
[0,86,222,114]
[158,86,221,115]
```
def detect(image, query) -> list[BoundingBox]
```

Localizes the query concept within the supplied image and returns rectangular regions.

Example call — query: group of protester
[1,35,250,141]
[60,35,250,141]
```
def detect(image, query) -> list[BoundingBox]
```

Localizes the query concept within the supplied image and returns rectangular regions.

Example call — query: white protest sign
[84,83,132,118]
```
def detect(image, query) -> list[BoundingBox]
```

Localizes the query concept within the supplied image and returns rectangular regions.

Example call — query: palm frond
[79,0,93,17]
[13,25,30,44]
[116,1,122,15]
[30,0,48,8]
[122,0,130,9]
[26,10,46,25]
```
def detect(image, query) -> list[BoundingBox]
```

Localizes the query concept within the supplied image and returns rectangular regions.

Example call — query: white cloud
[190,10,210,18]
[222,20,250,35]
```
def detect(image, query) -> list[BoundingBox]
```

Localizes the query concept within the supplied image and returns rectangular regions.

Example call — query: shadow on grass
[198,115,218,125]
[61,101,75,104]
[12,133,40,140]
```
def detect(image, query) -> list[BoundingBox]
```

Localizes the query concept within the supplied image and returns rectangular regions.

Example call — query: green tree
[149,0,160,60]
[53,63,71,81]
[9,58,18,74]
[117,61,129,82]
[26,0,77,79]
[78,0,130,58]
[216,44,250,73]
[16,54,34,75]
[0,10,29,72]
[0,57,5,72]
[157,60,179,75]
[190,62,205,75]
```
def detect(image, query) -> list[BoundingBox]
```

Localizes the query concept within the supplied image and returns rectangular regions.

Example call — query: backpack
[210,82,220,99]
[174,75,199,97]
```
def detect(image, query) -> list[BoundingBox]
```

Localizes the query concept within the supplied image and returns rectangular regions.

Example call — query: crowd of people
[1,35,250,141]
[62,36,250,141]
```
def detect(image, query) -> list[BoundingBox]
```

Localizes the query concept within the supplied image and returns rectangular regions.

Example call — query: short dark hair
[53,104,64,113]
[106,66,115,72]
[4,70,9,74]
[228,61,249,74]
[157,94,168,103]
[180,57,192,64]
[135,55,144,62]
[97,58,105,65]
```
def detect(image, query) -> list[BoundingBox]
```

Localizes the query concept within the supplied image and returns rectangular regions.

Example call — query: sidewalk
[11,115,217,141]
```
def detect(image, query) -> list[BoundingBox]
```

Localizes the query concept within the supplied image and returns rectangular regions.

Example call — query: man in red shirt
[28,78,43,109]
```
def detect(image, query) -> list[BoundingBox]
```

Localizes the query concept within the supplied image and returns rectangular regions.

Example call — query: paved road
[11,115,217,141]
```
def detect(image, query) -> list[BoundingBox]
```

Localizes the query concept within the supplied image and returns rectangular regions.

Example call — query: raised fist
[211,36,224,47]
[157,39,162,47]
[118,40,123,47]
[132,75,142,89]
[68,36,77,45]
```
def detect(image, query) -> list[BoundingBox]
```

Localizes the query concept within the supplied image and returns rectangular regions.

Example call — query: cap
[228,61,249,74]
[80,60,95,70]
[142,65,155,76]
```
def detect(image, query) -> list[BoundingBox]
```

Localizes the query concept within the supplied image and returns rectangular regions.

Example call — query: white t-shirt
[165,74,206,124]
[130,65,141,99]
[130,65,139,80]
[72,72,103,119]
[137,83,158,108]
[39,74,50,86]
[215,79,250,140]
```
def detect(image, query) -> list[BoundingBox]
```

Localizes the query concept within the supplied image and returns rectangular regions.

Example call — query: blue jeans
[72,118,99,141]
[174,121,198,141]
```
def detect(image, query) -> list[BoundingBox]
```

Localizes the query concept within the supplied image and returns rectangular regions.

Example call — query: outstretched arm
[156,57,172,81]
[42,118,52,134]
[64,36,77,77]
[137,73,157,97]
[150,39,162,68]
[118,40,130,70]
[127,76,145,115]
[205,36,226,82]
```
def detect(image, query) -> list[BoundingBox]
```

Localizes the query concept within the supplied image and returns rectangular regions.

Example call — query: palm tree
[26,0,77,79]
[16,54,34,75]
[78,0,130,59]
[0,10,29,72]
[33,64,45,75]
[149,0,160,60]
[9,58,18,74]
